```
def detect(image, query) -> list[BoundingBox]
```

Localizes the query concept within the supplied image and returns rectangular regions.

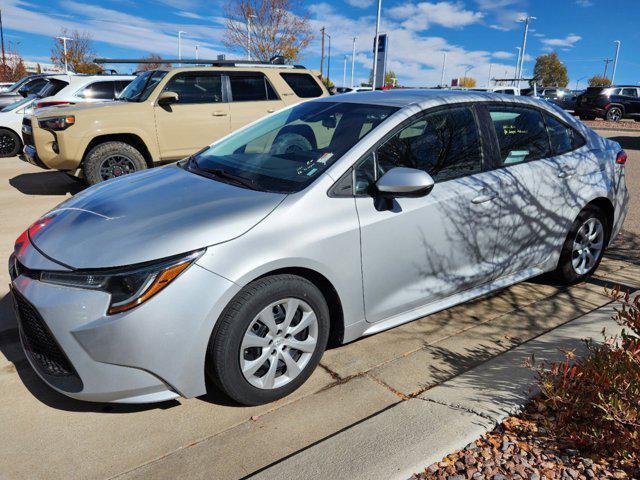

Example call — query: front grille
[13,290,78,379]
[22,117,34,146]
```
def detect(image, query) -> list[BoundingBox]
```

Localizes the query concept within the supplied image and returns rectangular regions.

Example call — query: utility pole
[440,52,447,87]
[611,40,621,85]
[343,55,348,87]
[372,0,382,89]
[0,9,6,68]
[350,36,357,88]
[56,36,71,74]
[603,58,612,79]
[195,45,199,61]
[514,47,521,86]
[326,33,331,85]
[246,14,255,60]
[178,31,186,60]
[517,16,536,86]
[488,63,493,87]
[320,27,325,79]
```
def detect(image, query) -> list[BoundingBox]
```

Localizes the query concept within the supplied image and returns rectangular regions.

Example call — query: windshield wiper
[194,165,259,191]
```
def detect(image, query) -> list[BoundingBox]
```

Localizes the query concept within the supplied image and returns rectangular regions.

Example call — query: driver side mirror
[157,91,179,106]
[375,167,435,198]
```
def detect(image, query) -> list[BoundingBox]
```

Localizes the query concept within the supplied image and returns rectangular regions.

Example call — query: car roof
[47,74,136,83]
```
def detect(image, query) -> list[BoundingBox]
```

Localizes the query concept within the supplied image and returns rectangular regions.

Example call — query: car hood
[29,166,286,269]
[34,99,129,117]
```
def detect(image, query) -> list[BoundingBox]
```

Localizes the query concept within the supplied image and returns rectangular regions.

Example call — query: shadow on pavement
[9,171,84,196]
[607,135,640,151]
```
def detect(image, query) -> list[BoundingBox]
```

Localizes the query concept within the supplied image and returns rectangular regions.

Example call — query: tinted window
[621,88,638,97]
[163,73,222,104]
[489,106,551,165]
[229,75,278,101]
[375,106,482,183]
[115,80,132,96]
[120,70,168,102]
[77,81,116,100]
[280,73,323,98]
[24,78,48,94]
[545,115,573,156]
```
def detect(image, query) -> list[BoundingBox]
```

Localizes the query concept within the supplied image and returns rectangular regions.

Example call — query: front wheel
[553,206,608,284]
[83,141,147,185]
[206,274,330,406]
[0,128,22,157]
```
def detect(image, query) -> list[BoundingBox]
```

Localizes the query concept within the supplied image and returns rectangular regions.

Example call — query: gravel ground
[413,402,639,480]
[581,119,640,131]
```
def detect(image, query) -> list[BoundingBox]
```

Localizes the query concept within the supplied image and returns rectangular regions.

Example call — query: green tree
[368,69,398,88]
[532,52,568,87]
[588,75,612,87]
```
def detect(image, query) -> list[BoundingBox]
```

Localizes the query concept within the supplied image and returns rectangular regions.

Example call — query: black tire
[83,141,147,185]
[605,106,623,122]
[270,132,313,155]
[0,128,22,157]
[553,206,609,285]
[206,274,330,406]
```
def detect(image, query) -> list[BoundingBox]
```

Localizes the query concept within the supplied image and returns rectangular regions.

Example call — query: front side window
[77,81,116,100]
[188,101,397,193]
[162,72,223,104]
[280,73,324,98]
[374,106,483,183]
[119,70,168,102]
[229,75,278,101]
[489,106,551,165]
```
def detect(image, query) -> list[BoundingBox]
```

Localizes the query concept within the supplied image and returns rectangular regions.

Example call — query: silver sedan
[9,90,629,405]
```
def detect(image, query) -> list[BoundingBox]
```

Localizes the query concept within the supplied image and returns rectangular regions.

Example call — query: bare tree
[223,0,314,63]
[51,29,102,74]
[136,54,163,72]
[0,47,27,82]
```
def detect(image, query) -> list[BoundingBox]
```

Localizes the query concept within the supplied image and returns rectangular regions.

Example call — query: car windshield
[119,70,167,102]
[3,77,30,93]
[188,101,398,193]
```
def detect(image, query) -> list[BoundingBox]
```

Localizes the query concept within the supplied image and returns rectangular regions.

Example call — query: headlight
[40,250,203,314]
[38,115,75,131]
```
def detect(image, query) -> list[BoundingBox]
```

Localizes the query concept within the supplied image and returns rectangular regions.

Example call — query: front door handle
[267,109,276,113]
[558,169,576,179]
[212,111,228,117]
[472,192,498,204]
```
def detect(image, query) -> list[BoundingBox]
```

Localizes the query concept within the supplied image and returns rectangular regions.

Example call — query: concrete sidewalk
[253,302,626,480]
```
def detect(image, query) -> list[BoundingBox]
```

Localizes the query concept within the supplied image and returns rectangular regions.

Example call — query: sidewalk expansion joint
[366,373,411,401]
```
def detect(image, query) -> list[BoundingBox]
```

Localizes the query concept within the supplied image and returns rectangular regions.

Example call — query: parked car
[542,88,582,112]
[9,90,629,406]
[0,75,134,158]
[21,63,328,185]
[0,81,14,92]
[0,75,53,109]
[575,85,640,122]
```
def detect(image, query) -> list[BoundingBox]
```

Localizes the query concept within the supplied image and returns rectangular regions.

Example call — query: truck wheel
[0,128,22,157]
[605,107,623,122]
[83,141,147,185]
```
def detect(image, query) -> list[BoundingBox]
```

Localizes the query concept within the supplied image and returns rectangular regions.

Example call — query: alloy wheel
[99,154,137,180]
[240,298,318,390]
[607,107,622,122]
[571,217,604,275]
[0,132,16,156]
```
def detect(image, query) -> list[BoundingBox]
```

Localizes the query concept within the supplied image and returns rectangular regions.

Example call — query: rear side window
[489,106,551,165]
[163,72,223,104]
[545,115,573,156]
[620,88,638,97]
[280,73,323,98]
[77,81,116,100]
[229,75,278,101]
[375,106,483,182]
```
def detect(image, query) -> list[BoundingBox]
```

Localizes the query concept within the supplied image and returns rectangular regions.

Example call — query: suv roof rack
[93,57,306,69]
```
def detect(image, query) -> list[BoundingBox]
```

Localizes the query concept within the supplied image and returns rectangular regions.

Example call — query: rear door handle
[212,111,228,117]
[472,192,498,204]
[558,169,576,179]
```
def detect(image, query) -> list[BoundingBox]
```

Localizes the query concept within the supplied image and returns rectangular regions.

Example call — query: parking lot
[1,129,639,480]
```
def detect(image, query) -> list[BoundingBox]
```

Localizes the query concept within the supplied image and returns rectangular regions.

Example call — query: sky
[1,0,639,88]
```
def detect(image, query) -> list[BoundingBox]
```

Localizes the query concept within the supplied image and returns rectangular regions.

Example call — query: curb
[250,301,626,480]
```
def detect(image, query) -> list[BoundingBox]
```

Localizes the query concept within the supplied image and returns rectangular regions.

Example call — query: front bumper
[10,259,239,403]
[21,144,49,170]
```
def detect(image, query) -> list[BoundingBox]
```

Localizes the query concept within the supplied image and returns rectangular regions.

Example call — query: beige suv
[22,65,328,184]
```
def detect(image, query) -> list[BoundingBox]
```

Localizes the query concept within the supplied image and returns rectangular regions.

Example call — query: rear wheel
[83,141,147,185]
[0,128,21,157]
[553,206,608,284]
[206,274,329,406]
[606,106,623,122]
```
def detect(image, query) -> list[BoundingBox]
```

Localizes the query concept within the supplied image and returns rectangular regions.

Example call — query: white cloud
[492,51,514,59]
[388,2,484,31]
[575,0,594,6]
[345,0,374,8]
[476,0,527,31]
[540,34,582,50]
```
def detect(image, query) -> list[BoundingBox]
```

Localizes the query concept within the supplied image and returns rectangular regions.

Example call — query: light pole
[343,55,348,87]
[195,45,199,61]
[246,14,256,60]
[440,52,447,87]
[611,40,621,85]
[487,63,493,87]
[464,65,474,82]
[56,36,71,73]
[178,31,187,60]
[517,16,536,86]
[514,46,521,85]
[372,0,382,89]
[574,75,587,91]
[350,36,357,88]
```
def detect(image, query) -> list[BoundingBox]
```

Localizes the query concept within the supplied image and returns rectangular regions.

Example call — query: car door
[226,73,286,132]
[154,71,230,160]
[480,104,567,278]
[353,105,504,324]
[619,88,640,116]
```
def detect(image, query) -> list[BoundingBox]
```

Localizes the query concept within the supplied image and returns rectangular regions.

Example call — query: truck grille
[22,117,34,147]
[13,289,79,379]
